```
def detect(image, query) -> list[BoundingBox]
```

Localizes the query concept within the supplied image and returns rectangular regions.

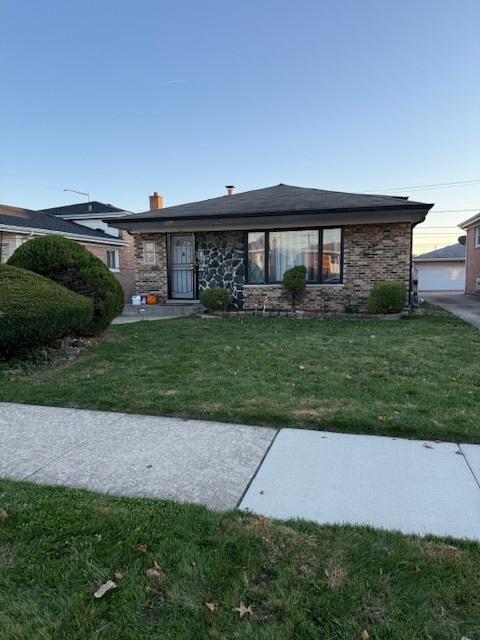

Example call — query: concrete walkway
[1,402,480,540]
[422,291,480,328]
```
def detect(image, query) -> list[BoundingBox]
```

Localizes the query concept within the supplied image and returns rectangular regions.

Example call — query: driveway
[422,291,480,328]
[1,402,480,540]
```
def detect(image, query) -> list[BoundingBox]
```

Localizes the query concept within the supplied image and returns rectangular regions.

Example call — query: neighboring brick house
[0,203,130,294]
[39,201,136,298]
[110,184,433,313]
[460,213,480,295]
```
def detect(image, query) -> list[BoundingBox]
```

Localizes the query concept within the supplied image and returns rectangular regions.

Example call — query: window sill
[109,268,120,273]
[244,283,344,288]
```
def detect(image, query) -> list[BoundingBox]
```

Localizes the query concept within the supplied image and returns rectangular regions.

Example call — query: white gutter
[58,211,133,221]
[413,257,465,262]
[460,212,480,229]
[0,224,128,246]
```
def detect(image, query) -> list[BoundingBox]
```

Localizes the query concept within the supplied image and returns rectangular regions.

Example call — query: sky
[1,0,479,253]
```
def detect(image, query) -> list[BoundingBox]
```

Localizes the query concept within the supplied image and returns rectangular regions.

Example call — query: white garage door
[417,262,465,291]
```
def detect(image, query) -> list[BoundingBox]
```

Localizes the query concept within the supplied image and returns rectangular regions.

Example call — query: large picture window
[247,228,342,284]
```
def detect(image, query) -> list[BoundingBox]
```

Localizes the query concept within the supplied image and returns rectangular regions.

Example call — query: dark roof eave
[110,203,432,228]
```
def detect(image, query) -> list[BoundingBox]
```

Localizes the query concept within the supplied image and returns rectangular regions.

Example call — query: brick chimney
[149,192,164,210]
[225,185,235,196]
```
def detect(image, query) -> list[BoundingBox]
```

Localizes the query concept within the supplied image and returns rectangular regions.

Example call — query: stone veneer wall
[196,231,245,308]
[243,223,412,313]
[133,233,168,301]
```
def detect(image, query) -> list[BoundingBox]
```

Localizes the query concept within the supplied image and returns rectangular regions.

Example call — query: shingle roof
[40,201,125,217]
[0,204,121,241]
[414,243,465,261]
[117,183,433,222]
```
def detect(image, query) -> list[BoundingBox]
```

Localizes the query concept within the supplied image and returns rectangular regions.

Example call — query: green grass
[1,478,479,639]
[1,307,479,442]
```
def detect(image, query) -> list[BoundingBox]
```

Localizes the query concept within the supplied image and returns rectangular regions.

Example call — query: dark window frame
[246,226,344,285]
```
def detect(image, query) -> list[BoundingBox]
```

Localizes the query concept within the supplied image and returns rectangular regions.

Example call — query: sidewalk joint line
[236,428,280,509]
[458,442,480,491]
[22,411,127,481]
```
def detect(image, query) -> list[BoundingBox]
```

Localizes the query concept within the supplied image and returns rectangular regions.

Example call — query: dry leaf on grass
[136,543,148,554]
[113,571,125,581]
[205,602,218,612]
[233,602,253,618]
[146,562,164,580]
[361,631,370,640]
[94,580,116,599]
[0,509,8,522]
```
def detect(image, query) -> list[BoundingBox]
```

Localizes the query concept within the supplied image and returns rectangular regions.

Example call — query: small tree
[282,266,307,310]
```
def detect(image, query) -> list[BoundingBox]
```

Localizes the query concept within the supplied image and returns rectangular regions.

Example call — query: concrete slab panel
[240,429,480,540]
[29,413,276,510]
[0,403,124,479]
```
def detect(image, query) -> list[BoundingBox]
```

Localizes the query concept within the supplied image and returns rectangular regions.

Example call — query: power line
[365,178,480,192]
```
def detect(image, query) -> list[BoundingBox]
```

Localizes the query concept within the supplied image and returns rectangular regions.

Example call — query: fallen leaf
[233,602,253,618]
[299,365,305,370]
[378,416,387,422]
[423,443,434,449]
[94,580,116,599]
[0,509,8,522]
[455,450,464,455]
[145,586,164,599]
[205,602,218,612]
[136,543,148,554]
[113,571,124,581]
[361,631,370,640]
[146,562,164,580]
[95,533,102,541]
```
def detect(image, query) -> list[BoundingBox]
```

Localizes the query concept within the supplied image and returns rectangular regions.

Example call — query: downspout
[0,230,3,263]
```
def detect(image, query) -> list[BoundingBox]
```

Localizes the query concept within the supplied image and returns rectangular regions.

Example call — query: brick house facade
[111,184,432,313]
[460,213,480,295]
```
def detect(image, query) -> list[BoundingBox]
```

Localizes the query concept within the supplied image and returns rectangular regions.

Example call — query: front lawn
[1,308,479,442]
[1,479,479,639]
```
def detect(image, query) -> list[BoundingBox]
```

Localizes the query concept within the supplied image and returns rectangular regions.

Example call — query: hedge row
[0,264,94,357]
[8,236,124,334]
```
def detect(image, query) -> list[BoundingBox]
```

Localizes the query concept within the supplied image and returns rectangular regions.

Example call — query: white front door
[169,234,195,299]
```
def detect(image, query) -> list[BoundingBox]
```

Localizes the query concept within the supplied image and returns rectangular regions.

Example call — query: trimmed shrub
[282,266,307,309]
[368,281,407,314]
[8,236,124,334]
[0,264,93,357]
[200,287,230,311]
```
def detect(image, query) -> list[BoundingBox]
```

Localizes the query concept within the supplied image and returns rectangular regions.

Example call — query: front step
[122,303,203,317]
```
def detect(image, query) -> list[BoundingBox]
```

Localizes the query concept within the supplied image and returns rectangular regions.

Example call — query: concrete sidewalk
[1,402,480,540]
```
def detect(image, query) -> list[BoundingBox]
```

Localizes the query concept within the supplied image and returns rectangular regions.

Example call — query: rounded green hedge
[368,281,407,314]
[200,287,230,311]
[8,236,124,334]
[0,264,94,357]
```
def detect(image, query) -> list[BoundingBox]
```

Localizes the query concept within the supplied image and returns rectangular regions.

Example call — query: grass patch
[0,479,479,639]
[1,308,479,442]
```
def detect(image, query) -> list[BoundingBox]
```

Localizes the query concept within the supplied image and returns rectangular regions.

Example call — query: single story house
[110,184,434,313]
[0,203,130,291]
[39,201,136,297]
[460,212,480,295]
[413,243,465,292]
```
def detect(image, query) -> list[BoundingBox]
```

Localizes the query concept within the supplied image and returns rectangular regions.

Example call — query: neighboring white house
[413,243,465,291]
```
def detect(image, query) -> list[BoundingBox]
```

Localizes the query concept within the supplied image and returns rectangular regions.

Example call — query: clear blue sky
[1,0,479,251]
